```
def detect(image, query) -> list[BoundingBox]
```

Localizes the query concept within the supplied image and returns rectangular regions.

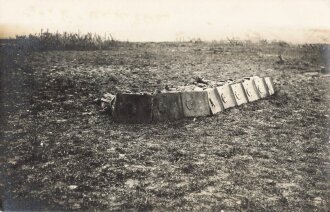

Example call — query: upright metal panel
[206,88,224,114]
[230,82,248,106]
[264,77,275,95]
[152,92,183,121]
[253,76,269,98]
[216,84,237,109]
[181,91,211,117]
[241,78,261,102]
[112,93,153,123]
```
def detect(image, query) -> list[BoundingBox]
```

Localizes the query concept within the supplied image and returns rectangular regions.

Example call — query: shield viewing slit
[253,76,269,98]
[112,93,153,123]
[230,82,248,106]
[206,88,224,114]
[152,92,183,121]
[181,91,211,117]
[241,78,260,102]
[216,84,237,109]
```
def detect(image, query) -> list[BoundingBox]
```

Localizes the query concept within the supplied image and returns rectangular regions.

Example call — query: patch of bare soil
[1,42,329,211]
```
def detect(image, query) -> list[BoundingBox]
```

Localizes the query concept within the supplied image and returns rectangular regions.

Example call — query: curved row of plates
[112,76,275,123]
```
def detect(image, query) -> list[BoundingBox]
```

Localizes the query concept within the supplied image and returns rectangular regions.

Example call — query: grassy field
[1,41,329,211]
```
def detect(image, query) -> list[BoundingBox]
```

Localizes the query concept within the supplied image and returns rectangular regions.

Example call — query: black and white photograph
[0,0,329,211]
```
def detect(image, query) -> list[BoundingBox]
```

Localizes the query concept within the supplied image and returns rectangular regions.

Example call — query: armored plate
[216,84,237,109]
[230,82,248,106]
[241,78,260,102]
[206,88,224,114]
[152,92,183,121]
[264,77,275,95]
[253,76,269,98]
[181,91,211,117]
[112,93,153,123]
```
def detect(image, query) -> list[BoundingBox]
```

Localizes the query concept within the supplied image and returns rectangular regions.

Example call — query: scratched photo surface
[0,0,329,211]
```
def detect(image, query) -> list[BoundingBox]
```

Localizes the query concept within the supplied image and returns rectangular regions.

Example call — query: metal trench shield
[112,93,153,123]
[152,92,183,121]
[241,78,261,102]
[253,76,269,98]
[181,91,211,117]
[230,82,248,106]
[264,77,275,95]
[216,84,237,109]
[206,88,224,114]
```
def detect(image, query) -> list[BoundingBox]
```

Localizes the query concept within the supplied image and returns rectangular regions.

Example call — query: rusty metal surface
[152,92,183,121]
[242,78,261,102]
[112,93,153,123]
[181,91,211,117]
[264,77,275,95]
[216,84,237,109]
[230,82,248,106]
[111,76,275,123]
[253,76,270,98]
[206,88,224,114]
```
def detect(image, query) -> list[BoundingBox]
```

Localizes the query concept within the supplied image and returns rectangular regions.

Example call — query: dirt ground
[1,42,329,211]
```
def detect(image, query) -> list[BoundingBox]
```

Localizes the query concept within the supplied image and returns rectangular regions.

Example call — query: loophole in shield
[185,96,194,110]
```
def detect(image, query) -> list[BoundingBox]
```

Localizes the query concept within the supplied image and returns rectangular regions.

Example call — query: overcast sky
[1,0,330,43]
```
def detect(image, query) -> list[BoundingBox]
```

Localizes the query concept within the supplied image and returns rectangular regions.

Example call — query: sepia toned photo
[0,0,329,211]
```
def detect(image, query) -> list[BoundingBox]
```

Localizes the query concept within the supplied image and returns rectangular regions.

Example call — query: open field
[1,41,329,211]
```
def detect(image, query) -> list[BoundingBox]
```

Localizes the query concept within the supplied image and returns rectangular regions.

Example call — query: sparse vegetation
[13,30,117,51]
[300,43,330,66]
[227,37,244,46]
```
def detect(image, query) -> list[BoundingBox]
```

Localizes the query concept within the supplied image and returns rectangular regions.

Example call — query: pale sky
[1,0,330,43]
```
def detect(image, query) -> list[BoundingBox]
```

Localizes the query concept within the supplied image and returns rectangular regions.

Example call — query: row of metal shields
[112,76,275,123]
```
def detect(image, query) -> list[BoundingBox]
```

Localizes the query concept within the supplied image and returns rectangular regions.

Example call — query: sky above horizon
[1,0,330,43]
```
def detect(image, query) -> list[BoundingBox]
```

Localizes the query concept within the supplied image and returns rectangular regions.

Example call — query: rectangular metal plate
[152,92,183,121]
[112,93,153,123]
[242,78,261,102]
[216,84,237,109]
[181,91,211,117]
[264,77,275,95]
[206,88,224,114]
[253,76,269,98]
[230,82,248,106]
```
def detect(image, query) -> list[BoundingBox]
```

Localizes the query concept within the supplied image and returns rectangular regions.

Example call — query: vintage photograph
[1,0,329,211]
